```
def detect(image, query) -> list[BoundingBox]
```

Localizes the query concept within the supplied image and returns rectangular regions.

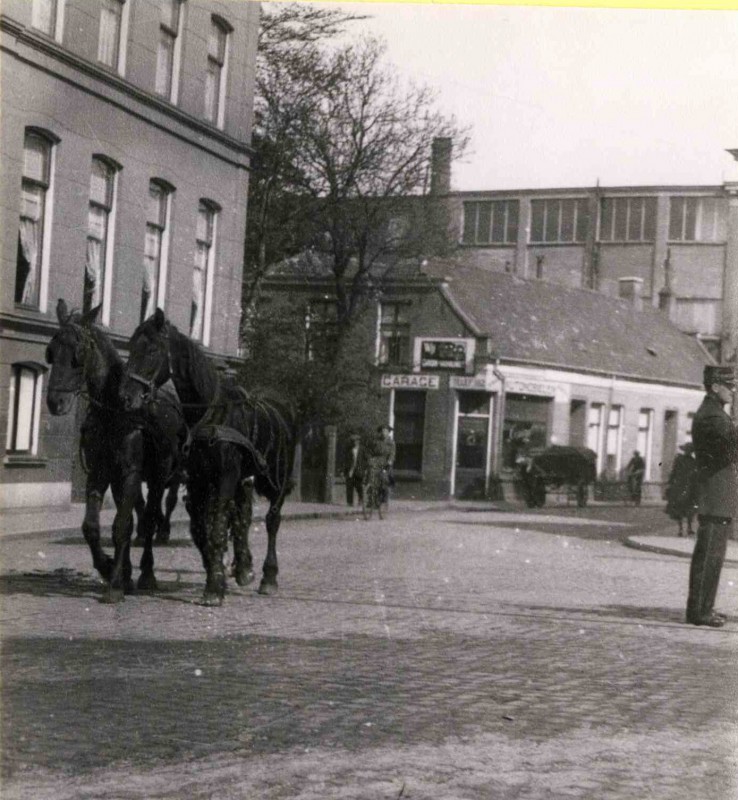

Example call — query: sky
[327,2,738,191]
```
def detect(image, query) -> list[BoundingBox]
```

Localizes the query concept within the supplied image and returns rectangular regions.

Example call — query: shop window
[305,300,337,362]
[141,180,173,321]
[530,198,588,243]
[191,200,218,344]
[98,0,128,73]
[605,405,623,478]
[205,16,231,127]
[378,302,410,366]
[32,0,65,39]
[6,364,45,456]
[502,394,550,469]
[599,197,656,242]
[16,129,56,310]
[668,197,726,242]
[156,0,183,100]
[85,157,118,318]
[394,390,425,472]
[456,392,490,471]
[462,200,519,245]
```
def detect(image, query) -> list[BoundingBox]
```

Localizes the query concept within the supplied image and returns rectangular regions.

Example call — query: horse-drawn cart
[519,445,597,508]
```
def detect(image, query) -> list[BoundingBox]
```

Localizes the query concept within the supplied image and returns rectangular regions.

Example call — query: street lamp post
[724,150,738,422]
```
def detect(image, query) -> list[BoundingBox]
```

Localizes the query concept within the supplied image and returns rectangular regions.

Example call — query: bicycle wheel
[361,482,373,520]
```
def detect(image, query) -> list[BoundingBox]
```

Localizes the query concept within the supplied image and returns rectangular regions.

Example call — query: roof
[423,259,711,387]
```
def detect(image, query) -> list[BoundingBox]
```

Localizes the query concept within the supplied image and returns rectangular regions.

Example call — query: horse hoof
[200,593,224,607]
[101,587,125,604]
[137,574,158,592]
[235,569,255,588]
[257,580,278,596]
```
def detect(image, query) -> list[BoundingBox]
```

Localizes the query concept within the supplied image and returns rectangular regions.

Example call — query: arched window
[6,363,47,456]
[141,179,174,321]
[85,156,119,318]
[191,200,220,343]
[204,15,231,127]
[16,129,58,310]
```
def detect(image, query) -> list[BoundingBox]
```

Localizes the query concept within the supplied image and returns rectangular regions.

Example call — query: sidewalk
[625,532,738,564]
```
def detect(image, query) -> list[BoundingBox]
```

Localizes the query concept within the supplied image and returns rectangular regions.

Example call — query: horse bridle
[48,321,95,398]
[125,327,172,405]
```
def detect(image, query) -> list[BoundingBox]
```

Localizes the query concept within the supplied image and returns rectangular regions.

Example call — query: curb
[623,536,738,566]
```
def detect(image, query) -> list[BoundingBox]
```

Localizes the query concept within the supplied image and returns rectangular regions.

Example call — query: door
[454,391,492,499]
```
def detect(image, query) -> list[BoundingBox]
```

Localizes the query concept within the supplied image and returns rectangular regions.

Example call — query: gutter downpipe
[491,359,506,478]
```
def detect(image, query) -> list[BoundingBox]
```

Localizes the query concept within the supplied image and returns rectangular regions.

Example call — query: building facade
[263,263,709,501]
[0,0,259,508]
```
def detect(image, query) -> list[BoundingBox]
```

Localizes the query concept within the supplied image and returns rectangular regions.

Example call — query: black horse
[45,300,185,602]
[120,309,296,606]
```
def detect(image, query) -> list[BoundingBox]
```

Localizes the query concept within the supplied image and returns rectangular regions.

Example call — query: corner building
[0,0,259,508]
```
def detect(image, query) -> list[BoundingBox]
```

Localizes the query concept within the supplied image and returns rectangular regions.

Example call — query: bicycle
[361,460,389,520]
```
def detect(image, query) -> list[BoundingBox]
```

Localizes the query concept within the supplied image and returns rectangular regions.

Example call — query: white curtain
[142,227,160,320]
[98,3,120,67]
[18,217,39,306]
[86,237,102,307]
[191,243,207,339]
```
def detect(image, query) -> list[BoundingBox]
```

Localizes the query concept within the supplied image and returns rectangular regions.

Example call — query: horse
[119,308,296,607]
[45,300,185,602]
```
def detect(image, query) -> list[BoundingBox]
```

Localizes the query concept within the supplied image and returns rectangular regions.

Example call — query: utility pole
[725,150,738,422]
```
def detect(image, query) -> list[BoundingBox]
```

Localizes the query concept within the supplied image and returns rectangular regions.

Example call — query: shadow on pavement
[522,603,736,626]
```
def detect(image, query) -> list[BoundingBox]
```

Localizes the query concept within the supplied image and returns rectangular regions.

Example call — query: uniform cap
[704,365,736,387]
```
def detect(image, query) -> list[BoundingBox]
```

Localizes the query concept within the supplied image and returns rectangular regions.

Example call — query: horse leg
[202,487,229,606]
[132,485,146,545]
[258,498,283,596]
[138,480,165,592]
[103,471,139,603]
[230,479,255,587]
[82,477,113,582]
[156,480,179,545]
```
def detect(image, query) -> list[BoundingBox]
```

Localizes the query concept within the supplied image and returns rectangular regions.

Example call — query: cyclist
[366,424,395,503]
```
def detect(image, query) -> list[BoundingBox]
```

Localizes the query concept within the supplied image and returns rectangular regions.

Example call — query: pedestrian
[367,424,396,500]
[625,450,646,506]
[664,443,699,537]
[343,433,364,507]
[686,365,737,628]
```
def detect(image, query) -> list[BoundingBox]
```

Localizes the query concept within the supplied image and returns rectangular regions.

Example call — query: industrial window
[85,157,117,317]
[16,130,55,309]
[204,16,231,127]
[98,0,126,72]
[5,364,44,455]
[378,302,410,367]
[141,180,173,322]
[191,200,218,344]
[32,0,64,39]
[599,197,656,242]
[461,200,519,245]
[394,390,426,472]
[156,0,183,100]
[530,198,588,243]
[305,300,338,362]
[668,197,727,242]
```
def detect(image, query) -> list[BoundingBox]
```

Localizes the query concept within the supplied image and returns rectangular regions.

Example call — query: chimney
[658,285,676,321]
[618,277,644,312]
[430,137,452,196]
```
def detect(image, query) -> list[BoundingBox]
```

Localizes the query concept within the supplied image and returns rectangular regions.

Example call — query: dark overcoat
[692,394,738,518]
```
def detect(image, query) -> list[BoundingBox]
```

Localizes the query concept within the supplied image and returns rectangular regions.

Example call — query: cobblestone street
[1,504,737,799]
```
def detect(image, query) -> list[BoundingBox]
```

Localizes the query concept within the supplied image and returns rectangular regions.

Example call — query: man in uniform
[686,365,738,628]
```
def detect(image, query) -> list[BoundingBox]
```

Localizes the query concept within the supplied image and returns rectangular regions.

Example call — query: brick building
[262,261,708,501]
[0,0,259,508]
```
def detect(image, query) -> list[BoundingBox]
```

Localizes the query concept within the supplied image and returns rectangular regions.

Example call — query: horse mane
[64,313,124,407]
[166,322,219,417]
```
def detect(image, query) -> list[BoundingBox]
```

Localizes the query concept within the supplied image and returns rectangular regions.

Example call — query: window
[456,392,491,471]
[462,200,519,245]
[530,198,588,243]
[204,16,230,126]
[156,0,183,100]
[305,300,337,362]
[587,403,604,471]
[502,395,550,469]
[6,364,44,455]
[16,131,55,309]
[605,405,623,477]
[141,181,172,322]
[599,197,656,242]
[393,390,426,472]
[668,197,726,242]
[98,0,125,71]
[32,0,64,38]
[378,302,410,366]
[85,157,117,316]
[637,409,653,479]
[191,201,218,343]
